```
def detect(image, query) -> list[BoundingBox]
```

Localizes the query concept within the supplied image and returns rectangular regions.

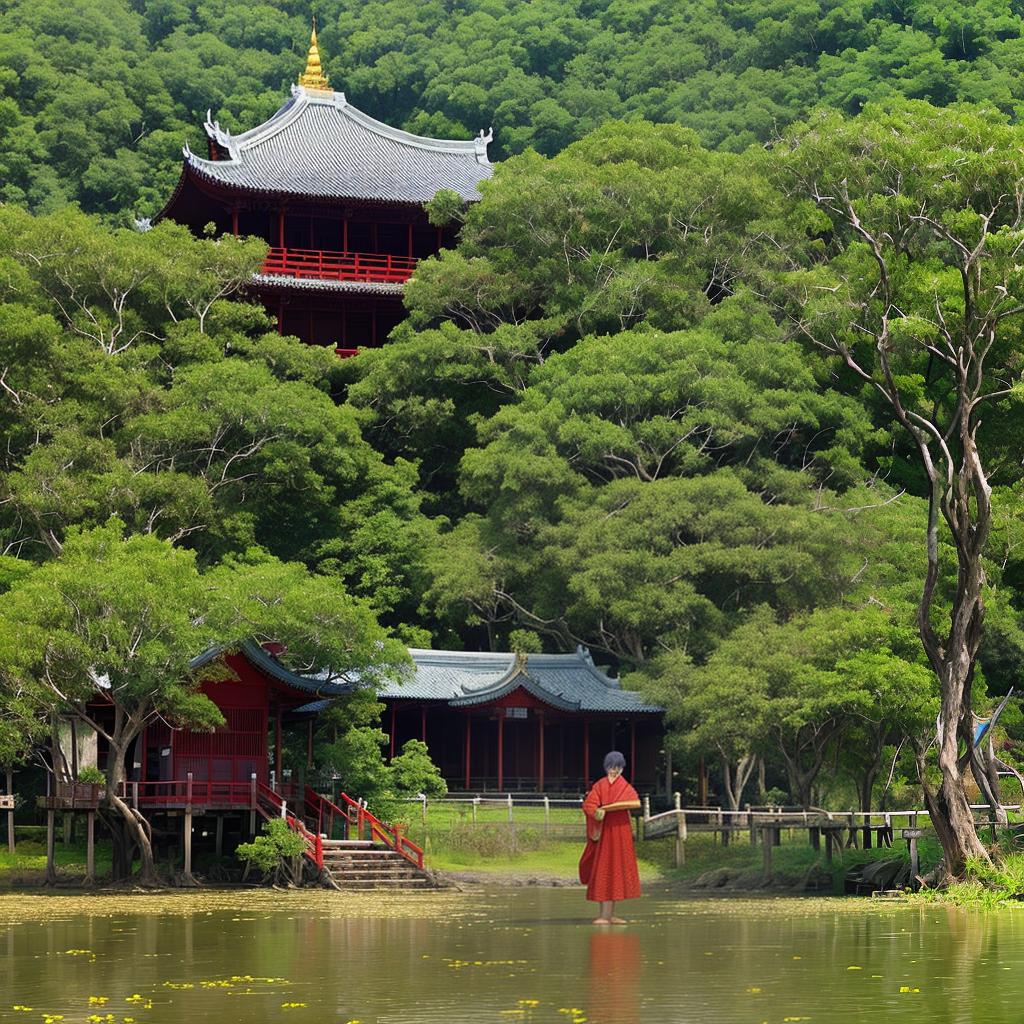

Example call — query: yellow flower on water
[518,999,540,1007]
[280,1003,307,1009]
[88,997,109,1006]
[899,986,921,994]
[10,1007,32,1013]
[747,987,762,993]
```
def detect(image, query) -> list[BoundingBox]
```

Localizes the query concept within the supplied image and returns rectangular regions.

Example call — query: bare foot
[592,918,611,925]
[610,917,627,924]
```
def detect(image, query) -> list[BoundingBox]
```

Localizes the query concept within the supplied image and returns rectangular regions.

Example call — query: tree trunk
[104,742,158,885]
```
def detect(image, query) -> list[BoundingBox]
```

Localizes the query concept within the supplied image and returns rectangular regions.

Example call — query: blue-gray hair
[603,751,626,771]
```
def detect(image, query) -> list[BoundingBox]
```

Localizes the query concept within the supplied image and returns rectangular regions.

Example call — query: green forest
[5,0,1024,862]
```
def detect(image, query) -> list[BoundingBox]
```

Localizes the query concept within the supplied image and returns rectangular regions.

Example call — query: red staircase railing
[256,782,323,870]
[305,787,424,871]
[262,248,417,285]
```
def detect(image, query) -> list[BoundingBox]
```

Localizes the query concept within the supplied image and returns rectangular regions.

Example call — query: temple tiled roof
[379,648,662,715]
[183,86,493,204]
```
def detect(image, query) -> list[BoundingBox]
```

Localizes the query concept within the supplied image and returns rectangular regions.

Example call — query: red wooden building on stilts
[157,25,492,350]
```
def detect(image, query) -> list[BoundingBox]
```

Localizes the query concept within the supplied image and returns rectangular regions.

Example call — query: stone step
[321,839,376,848]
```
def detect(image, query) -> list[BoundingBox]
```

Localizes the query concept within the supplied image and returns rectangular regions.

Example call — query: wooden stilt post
[6,767,14,854]
[46,808,56,885]
[183,772,194,884]
[249,773,257,836]
[675,812,687,868]
[85,811,95,884]
[664,747,672,795]
[762,827,773,881]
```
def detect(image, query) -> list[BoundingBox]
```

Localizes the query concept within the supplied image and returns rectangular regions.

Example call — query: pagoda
[158,24,493,352]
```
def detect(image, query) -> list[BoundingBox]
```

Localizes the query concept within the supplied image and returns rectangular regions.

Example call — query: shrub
[235,819,308,885]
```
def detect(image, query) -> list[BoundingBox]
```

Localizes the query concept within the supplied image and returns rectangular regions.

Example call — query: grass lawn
[0,833,113,884]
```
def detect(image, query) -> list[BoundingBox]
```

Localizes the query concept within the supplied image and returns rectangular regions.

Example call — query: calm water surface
[0,886,1021,1023]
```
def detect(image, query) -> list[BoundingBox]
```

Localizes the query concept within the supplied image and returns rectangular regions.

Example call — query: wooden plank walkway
[641,800,1021,884]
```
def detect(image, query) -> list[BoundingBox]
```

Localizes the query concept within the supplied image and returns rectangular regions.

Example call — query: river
[0,886,1019,1023]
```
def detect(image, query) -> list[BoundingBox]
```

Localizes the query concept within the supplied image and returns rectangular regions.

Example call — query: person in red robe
[579,751,642,924]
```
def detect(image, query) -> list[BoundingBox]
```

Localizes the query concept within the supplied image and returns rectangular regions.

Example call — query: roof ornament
[513,650,529,674]
[474,126,494,165]
[298,17,331,92]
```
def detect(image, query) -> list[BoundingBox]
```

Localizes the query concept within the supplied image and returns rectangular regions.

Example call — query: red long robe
[579,775,641,902]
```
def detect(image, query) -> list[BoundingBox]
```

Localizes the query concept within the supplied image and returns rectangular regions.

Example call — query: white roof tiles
[184,86,493,204]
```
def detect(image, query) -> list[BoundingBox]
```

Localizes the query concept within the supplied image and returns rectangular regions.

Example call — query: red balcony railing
[262,247,417,284]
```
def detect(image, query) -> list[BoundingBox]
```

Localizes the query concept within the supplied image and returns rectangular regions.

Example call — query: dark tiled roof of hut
[183,86,493,204]
[379,648,661,714]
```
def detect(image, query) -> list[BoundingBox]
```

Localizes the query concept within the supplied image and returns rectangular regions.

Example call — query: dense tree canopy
[9,0,1024,215]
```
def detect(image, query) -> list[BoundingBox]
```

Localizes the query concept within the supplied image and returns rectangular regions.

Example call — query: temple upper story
[157,23,495,351]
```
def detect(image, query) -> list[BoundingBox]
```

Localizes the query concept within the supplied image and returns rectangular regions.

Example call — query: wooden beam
[45,809,56,885]
[85,811,95,884]
[5,767,13,854]
[582,717,590,786]
[538,715,545,793]
[274,708,282,781]
[497,713,504,792]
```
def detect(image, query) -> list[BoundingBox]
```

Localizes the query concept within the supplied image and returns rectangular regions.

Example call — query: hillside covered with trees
[5,0,1024,214]
[5,0,1024,874]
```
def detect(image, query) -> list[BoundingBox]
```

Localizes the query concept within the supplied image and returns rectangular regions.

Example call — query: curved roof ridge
[526,648,624,690]
[335,94,492,162]
[449,672,581,712]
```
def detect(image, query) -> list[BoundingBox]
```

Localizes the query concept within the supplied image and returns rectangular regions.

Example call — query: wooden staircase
[256,783,433,891]
[320,839,432,889]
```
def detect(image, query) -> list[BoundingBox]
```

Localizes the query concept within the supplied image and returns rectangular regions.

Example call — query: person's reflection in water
[587,929,641,1024]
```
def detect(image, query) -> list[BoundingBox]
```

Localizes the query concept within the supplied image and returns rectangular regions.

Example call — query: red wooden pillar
[464,715,472,790]
[231,207,239,236]
[407,223,414,259]
[389,704,396,762]
[278,209,285,248]
[274,707,282,781]
[582,717,590,786]
[630,720,637,780]
[538,715,545,792]
[497,713,505,792]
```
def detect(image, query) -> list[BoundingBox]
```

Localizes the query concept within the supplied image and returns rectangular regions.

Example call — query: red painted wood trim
[497,713,504,792]
[583,717,590,785]
[538,715,545,793]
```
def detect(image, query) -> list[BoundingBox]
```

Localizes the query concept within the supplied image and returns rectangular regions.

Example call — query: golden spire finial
[298,17,331,91]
